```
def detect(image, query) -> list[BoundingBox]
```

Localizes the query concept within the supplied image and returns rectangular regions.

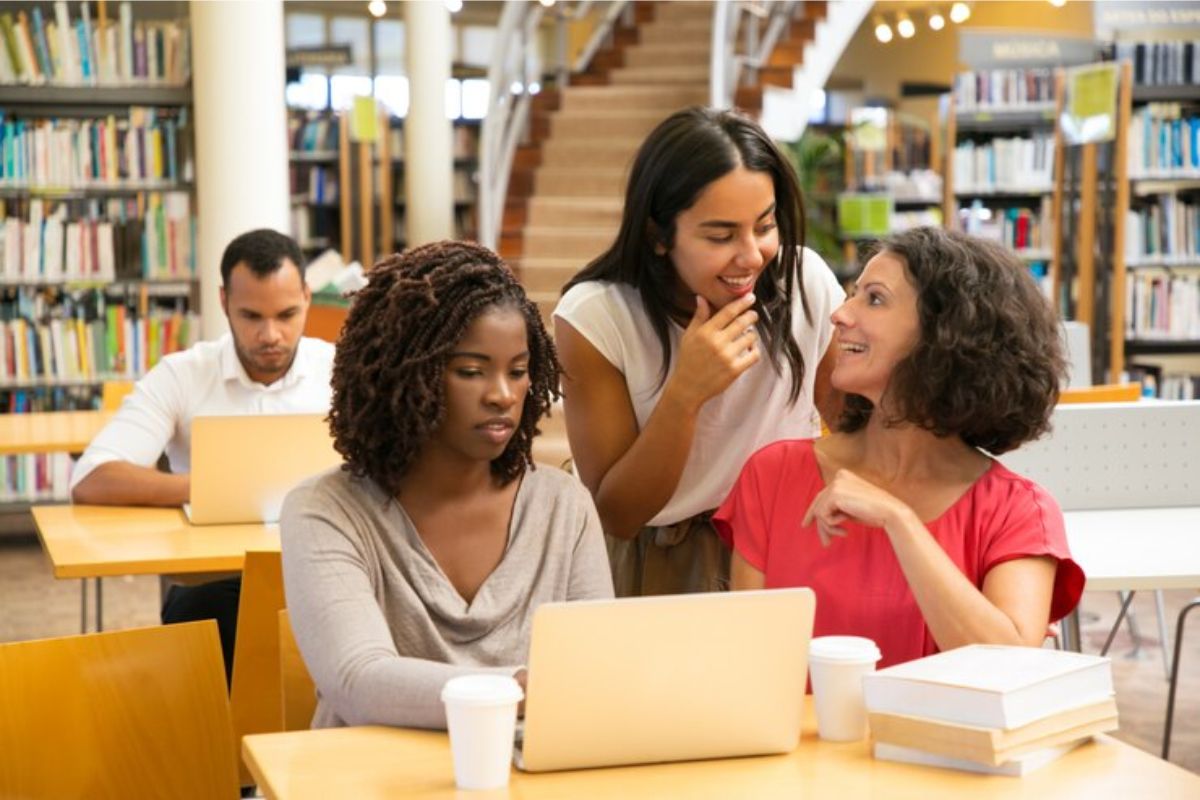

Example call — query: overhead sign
[958,31,1099,70]
[1095,1,1200,38]
[286,46,353,69]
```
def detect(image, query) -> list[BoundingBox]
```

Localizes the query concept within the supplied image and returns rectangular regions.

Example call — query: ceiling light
[537,0,556,6]
[874,18,894,43]
[367,0,386,18]
[444,0,463,11]
[897,13,916,39]
[928,11,945,30]
[949,2,971,23]
[1049,0,1067,6]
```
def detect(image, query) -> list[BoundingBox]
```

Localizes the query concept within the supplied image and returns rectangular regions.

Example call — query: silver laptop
[514,588,816,772]
[184,413,341,525]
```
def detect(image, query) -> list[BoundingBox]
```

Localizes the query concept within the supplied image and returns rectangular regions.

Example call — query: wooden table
[33,504,279,579]
[0,410,111,455]
[243,701,1200,800]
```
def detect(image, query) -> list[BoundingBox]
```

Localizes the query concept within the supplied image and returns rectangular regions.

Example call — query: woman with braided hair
[280,240,613,730]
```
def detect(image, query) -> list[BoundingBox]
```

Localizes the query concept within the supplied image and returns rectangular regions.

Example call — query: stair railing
[479,0,630,250]
[711,0,801,109]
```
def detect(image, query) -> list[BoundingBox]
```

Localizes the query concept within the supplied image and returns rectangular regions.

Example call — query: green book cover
[105,305,118,373]
[0,14,24,78]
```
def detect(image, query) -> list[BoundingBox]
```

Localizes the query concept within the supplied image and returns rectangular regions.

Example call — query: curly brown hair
[839,227,1066,454]
[329,241,560,494]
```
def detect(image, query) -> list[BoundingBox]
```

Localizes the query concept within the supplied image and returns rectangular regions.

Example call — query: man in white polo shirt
[71,228,335,682]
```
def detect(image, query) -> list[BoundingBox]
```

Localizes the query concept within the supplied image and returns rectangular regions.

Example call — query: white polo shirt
[70,333,336,492]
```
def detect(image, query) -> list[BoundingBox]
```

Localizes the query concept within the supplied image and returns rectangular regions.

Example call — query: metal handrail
[478,0,629,249]
[711,0,801,109]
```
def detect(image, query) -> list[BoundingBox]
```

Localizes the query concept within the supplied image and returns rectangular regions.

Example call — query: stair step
[654,1,715,22]
[610,66,709,85]
[519,257,593,293]
[527,290,559,333]
[624,44,712,69]
[527,196,625,227]
[559,84,710,112]
[535,167,627,198]
[639,24,711,45]
[550,111,674,138]
[522,226,618,259]
[540,138,643,169]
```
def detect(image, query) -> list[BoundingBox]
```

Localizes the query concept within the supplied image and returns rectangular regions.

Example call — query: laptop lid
[187,413,341,525]
[516,588,815,772]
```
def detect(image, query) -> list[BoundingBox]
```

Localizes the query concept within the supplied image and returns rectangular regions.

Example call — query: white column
[191,0,290,339]
[405,0,454,246]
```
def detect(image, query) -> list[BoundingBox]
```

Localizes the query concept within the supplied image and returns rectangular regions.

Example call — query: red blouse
[713,439,1085,669]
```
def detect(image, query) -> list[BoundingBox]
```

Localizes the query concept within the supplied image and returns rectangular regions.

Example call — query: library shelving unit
[1111,44,1200,398]
[838,108,942,282]
[288,110,480,265]
[0,0,198,527]
[942,68,1066,299]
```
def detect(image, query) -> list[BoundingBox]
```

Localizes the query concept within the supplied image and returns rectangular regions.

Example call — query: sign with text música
[958,31,1099,70]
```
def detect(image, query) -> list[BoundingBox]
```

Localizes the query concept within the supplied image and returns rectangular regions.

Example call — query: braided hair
[330,241,560,495]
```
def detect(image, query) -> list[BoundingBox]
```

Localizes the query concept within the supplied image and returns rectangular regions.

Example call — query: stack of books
[862,645,1118,776]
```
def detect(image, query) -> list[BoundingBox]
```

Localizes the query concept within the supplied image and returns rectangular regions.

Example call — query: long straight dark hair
[562,106,811,403]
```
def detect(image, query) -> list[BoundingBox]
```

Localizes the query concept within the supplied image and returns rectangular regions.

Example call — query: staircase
[503,1,715,328]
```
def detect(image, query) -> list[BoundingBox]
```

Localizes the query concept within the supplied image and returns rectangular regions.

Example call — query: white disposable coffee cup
[440,674,524,790]
[808,636,882,742]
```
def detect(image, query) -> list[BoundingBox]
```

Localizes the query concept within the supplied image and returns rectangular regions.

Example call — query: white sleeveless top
[554,247,844,526]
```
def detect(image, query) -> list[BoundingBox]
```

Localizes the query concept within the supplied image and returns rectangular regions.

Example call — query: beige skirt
[605,511,731,597]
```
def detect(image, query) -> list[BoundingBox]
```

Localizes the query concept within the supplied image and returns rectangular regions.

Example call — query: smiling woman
[279,241,613,731]
[716,227,1085,670]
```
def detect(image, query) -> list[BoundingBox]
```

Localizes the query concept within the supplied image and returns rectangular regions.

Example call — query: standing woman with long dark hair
[554,107,844,596]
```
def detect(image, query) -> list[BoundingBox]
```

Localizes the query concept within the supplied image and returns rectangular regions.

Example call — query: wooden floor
[1,536,1196,773]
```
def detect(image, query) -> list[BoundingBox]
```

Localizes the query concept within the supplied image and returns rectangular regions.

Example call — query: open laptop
[514,588,816,772]
[184,413,342,525]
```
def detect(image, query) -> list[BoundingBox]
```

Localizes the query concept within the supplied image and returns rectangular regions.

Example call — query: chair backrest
[229,549,286,784]
[1058,383,1142,404]
[0,620,239,799]
[100,379,136,411]
[278,609,318,731]
[1001,401,1200,511]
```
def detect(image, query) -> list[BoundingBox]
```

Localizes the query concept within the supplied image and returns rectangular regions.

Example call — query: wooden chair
[229,549,287,786]
[0,620,239,799]
[279,608,319,731]
[99,379,136,411]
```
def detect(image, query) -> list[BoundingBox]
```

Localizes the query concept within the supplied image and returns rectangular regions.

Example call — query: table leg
[1102,591,1138,656]
[1163,598,1200,760]
[95,578,103,632]
[1061,609,1082,652]
[79,578,88,634]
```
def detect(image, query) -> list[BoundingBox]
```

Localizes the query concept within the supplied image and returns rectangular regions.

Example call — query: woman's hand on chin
[802,468,911,546]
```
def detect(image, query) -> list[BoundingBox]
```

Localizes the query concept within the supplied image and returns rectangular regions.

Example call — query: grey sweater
[280,465,614,730]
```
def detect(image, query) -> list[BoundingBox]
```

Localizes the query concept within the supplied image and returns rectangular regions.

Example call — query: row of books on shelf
[0,452,71,502]
[1127,363,1200,401]
[890,208,943,233]
[290,166,338,205]
[1128,104,1200,176]
[961,197,1053,253]
[953,135,1054,193]
[1125,195,1199,263]
[287,113,479,161]
[1,306,198,385]
[0,109,191,188]
[0,2,189,87]
[1124,271,1200,341]
[954,68,1056,111]
[864,645,1115,776]
[1114,40,1200,88]
[0,193,193,282]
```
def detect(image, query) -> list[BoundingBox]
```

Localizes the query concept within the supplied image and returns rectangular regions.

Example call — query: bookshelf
[943,69,1065,298]
[0,1,197,522]
[1112,44,1200,398]
[288,110,480,263]
[838,108,942,282]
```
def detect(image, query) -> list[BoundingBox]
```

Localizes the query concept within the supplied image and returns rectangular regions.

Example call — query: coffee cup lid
[441,674,524,707]
[809,636,881,664]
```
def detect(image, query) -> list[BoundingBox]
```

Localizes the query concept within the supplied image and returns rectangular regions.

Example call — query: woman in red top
[714,227,1084,668]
